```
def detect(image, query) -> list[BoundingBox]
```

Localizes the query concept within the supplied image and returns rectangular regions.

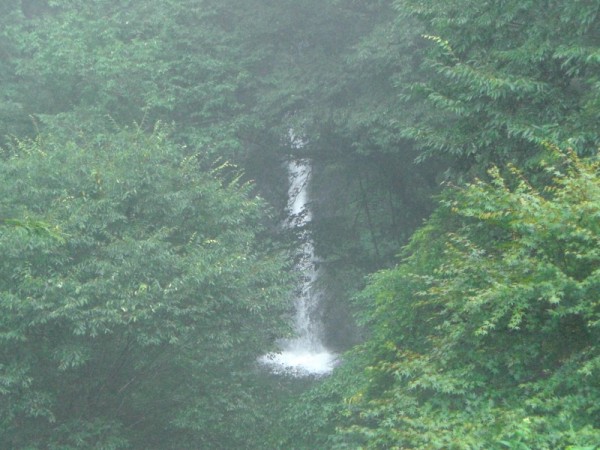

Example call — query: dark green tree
[321,148,600,448]
[0,125,290,448]
[394,0,600,170]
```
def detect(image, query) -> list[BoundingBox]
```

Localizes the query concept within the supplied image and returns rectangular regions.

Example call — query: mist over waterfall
[259,159,337,377]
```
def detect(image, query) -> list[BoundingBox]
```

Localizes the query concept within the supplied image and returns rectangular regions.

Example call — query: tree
[324,147,600,448]
[0,125,290,448]
[394,0,600,170]
[4,0,271,154]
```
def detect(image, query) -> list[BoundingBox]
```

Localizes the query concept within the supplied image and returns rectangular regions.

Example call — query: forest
[0,0,598,448]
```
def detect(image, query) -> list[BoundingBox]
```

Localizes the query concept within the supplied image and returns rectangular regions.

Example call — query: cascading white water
[259,159,337,377]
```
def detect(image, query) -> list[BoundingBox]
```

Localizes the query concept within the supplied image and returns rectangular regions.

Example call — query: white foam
[259,347,337,377]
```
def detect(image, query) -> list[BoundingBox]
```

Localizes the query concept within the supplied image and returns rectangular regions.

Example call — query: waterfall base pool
[259,344,337,377]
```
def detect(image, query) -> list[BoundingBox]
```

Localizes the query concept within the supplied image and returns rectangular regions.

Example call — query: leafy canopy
[329,147,600,448]
[0,125,290,448]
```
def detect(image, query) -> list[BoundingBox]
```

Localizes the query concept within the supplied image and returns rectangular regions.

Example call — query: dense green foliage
[3,1,259,150]
[0,127,289,448]
[332,148,600,448]
[277,148,600,450]
[0,0,598,448]
[393,0,600,167]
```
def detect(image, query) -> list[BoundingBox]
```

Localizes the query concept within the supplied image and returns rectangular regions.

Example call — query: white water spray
[259,159,337,377]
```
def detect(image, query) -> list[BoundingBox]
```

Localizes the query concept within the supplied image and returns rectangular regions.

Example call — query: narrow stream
[258,159,337,377]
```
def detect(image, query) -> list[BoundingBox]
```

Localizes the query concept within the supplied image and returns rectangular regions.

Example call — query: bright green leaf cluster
[329,148,599,448]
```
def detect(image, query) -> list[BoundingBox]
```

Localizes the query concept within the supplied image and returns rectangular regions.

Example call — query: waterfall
[258,159,337,377]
